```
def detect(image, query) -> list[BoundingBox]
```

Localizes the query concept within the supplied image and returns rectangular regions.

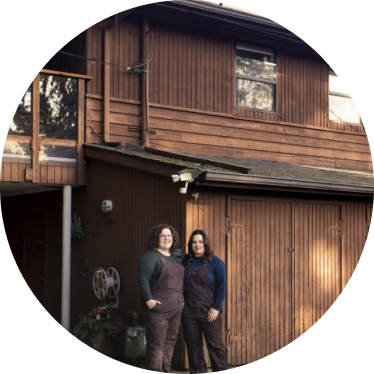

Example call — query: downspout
[142,17,150,148]
[61,185,72,330]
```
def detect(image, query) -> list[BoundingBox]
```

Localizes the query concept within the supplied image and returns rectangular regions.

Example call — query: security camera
[171,174,180,183]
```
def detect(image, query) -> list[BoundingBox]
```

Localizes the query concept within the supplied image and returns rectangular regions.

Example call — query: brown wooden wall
[0,159,31,183]
[70,158,186,326]
[84,13,372,171]
[86,17,142,100]
[186,189,371,365]
[0,158,78,185]
[86,98,372,171]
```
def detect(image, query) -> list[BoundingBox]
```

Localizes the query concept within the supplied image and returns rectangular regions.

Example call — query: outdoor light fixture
[171,169,205,195]
[171,174,180,183]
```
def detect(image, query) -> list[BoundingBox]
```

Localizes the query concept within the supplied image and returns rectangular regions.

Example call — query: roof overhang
[200,171,374,197]
[83,144,374,198]
[152,0,306,47]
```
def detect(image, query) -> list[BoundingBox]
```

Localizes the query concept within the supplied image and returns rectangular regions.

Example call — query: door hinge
[225,217,231,233]
[330,222,342,235]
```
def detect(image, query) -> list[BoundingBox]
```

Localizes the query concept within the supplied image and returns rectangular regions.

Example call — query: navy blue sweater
[182,254,226,311]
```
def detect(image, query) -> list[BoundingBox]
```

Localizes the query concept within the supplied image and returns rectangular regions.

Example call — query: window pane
[236,49,276,82]
[9,85,32,136]
[329,95,360,125]
[237,78,275,111]
[3,141,31,158]
[40,145,77,162]
[39,74,78,140]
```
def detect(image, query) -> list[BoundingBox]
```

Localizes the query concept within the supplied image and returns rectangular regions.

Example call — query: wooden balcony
[1,70,91,187]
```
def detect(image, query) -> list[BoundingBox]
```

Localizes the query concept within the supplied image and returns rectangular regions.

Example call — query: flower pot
[88,331,126,362]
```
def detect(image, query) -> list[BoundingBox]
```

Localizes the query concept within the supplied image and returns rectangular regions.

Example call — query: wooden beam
[40,69,93,80]
[142,17,150,147]
[77,78,85,185]
[103,28,111,143]
[32,75,40,182]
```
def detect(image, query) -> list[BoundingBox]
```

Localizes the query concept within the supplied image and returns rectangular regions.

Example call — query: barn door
[226,198,292,365]
[292,203,342,340]
[227,198,342,365]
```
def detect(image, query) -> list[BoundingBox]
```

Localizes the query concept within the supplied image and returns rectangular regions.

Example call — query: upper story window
[236,42,276,112]
[9,84,32,137]
[329,70,361,125]
[4,73,79,161]
[39,74,78,140]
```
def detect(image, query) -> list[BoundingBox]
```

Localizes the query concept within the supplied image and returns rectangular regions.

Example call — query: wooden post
[77,78,85,185]
[32,74,40,182]
[142,17,150,147]
[103,28,111,143]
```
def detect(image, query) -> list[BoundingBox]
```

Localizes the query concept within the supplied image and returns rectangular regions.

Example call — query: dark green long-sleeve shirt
[137,251,179,301]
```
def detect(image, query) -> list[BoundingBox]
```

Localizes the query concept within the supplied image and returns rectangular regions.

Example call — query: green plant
[72,306,125,341]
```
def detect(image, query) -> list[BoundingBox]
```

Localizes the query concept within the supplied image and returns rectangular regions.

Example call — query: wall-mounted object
[102,199,113,213]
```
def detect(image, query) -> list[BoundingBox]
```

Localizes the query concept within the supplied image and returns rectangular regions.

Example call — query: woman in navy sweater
[182,229,228,373]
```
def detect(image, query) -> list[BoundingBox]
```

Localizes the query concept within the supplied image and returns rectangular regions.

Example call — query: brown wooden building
[1,0,373,368]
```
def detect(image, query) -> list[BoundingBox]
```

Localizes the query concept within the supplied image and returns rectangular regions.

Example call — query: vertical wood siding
[0,159,31,182]
[84,16,371,171]
[86,17,142,101]
[228,198,292,364]
[186,191,370,366]
[185,191,227,368]
[70,158,184,324]
[150,21,233,114]
[85,15,367,134]
[277,51,328,128]
[292,203,341,340]
[341,200,369,287]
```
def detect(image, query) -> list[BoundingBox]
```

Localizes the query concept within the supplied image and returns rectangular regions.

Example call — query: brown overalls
[182,264,228,373]
[143,253,184,372]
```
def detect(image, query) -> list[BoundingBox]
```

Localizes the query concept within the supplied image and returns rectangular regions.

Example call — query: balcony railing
[2,69,92,186]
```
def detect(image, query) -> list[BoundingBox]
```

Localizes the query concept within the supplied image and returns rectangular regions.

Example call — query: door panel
[227,198,292,365]
[227,197,342,365]
[292,203,341,340]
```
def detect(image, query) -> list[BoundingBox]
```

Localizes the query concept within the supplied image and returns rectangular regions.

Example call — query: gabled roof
[83,144,374,197]
[155,0,306,46]
[100,0,315,54]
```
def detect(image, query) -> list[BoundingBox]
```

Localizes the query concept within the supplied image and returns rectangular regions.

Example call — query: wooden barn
[1,0,373,368]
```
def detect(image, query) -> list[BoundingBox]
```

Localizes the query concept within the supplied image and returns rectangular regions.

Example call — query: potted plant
[72,306,126,360]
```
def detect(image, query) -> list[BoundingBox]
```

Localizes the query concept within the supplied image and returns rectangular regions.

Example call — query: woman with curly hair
[137,223,184,372]
[182,229,228,373]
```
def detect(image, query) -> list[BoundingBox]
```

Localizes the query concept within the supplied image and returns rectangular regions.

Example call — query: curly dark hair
[147,223,180,255]
[186,229,213,264]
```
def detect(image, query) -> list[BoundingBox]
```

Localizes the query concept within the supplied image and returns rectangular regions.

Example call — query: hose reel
[92,267,121,307]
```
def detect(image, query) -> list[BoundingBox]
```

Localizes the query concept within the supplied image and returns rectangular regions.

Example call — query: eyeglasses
[159,234,173,239]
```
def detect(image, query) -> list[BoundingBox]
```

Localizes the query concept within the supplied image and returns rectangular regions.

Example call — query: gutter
[165,1,305,46]
[200,171,374,196]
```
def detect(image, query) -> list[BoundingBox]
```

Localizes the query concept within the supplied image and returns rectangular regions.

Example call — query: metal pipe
[61,185,72,330]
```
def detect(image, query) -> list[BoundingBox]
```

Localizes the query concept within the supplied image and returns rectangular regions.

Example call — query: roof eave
[201,171,374,197]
